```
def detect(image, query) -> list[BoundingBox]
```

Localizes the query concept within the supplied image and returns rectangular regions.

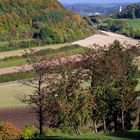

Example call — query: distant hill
[115,4,140,18]
[0,0,93,43]
[63,3,129,15]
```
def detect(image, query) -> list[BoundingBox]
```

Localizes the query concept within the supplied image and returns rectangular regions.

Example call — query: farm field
[0,31,139,108]
[0,79,140,109]
[109,18,140,30]
[0,82,34,108]
[126,19,140,30]
[0,102,140,140]
[105,18,140,30]
[0,30,138,71]
[0,46,84,68]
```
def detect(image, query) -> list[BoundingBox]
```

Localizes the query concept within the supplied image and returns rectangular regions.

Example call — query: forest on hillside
[0,0,93,43]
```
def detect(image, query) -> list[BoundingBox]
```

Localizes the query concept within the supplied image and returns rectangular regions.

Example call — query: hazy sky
[59,0,140,4]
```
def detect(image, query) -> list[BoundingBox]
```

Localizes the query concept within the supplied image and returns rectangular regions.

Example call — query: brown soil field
[0,99,139,129]
[0,108,37,129]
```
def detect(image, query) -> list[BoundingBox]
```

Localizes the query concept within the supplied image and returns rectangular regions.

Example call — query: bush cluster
[21,124,37,140]
[0,122,21,140]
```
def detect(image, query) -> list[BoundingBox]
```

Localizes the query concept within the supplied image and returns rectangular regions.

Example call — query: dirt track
[73,31,139,47]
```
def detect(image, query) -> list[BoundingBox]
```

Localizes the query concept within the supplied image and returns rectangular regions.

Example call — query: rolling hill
[0,0,94,43]
[63,3,129,15]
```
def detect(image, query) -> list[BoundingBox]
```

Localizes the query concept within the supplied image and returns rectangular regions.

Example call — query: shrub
[44,127,74,136]
[0,122,21,140]
[21,124,37,140]
[135,29,140,39]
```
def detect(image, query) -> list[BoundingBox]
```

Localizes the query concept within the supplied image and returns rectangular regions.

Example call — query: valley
[0,0,140,139]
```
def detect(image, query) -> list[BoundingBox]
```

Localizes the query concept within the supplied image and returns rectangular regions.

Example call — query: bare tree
[19,50,55,135]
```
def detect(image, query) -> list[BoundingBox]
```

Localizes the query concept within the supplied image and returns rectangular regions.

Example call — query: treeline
[20,41,140,137]
[115,4,140,19]
[0,0,94,43]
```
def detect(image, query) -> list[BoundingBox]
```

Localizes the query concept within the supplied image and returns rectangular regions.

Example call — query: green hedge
[0,40,44,52]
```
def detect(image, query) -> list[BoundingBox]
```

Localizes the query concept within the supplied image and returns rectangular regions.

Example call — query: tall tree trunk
[74,126,80,135]
[121,110,125,131]
[38,76,43,135]
[138,114,140,130]
[113,111,118,132]
[103,117,107,132]
[77,126,81,135]
[93,121,98,133]
[39,106,43,135]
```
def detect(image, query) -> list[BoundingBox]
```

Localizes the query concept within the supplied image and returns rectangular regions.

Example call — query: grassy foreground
[33,131,140,140]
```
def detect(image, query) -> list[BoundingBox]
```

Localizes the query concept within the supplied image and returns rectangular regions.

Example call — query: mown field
[0,79,140,108]
[126,19,140,30]
[109,18,140,30]
[33,131,140,140]
[103,18,140,30]
[0,82,34,108]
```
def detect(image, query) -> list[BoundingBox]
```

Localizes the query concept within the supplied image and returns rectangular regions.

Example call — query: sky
[59,0,140,4]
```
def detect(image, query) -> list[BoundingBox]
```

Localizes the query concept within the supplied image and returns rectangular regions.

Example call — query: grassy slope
[34,131,140,140]
[0,78,139,108]
[0,82,33,108]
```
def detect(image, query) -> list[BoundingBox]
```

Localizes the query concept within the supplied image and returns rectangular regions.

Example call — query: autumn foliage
[0,0,94,42]
[0,122,21,140]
